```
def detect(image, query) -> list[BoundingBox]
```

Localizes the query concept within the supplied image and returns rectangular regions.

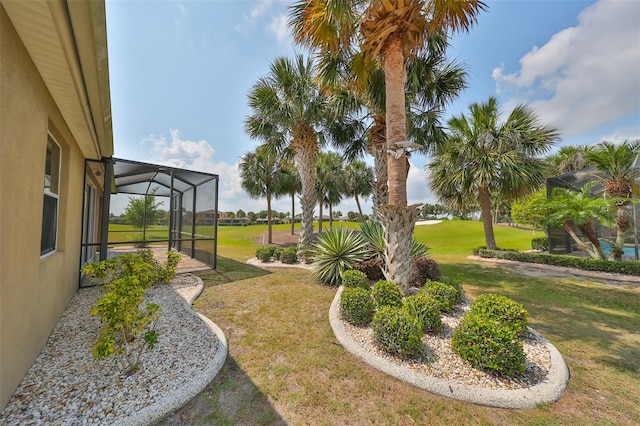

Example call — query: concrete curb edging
[124,274,229,426]
[329,286,570,409]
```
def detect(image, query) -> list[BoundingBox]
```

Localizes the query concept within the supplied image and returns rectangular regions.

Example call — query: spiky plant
[311,227,370,286]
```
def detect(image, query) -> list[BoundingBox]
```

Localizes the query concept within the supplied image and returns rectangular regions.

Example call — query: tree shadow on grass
[196,256,272,287]
[154,357,286,426]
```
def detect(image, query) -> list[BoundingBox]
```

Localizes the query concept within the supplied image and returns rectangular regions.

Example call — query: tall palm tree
[245,55,334,249]
[344,161,374,220]
[239,145,287,244]
[290,0,484,292]
[315,151,344,231]
[586,140,640,260]
[547,144,592,176]
[539,183,613,260]
[278,159,302,236]
[428,97,560,250]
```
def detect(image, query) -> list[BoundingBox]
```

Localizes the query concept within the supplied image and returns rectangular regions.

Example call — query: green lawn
[155,220,640,425]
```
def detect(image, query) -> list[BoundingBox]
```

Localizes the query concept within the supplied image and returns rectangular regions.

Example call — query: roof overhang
[1,0,113,159]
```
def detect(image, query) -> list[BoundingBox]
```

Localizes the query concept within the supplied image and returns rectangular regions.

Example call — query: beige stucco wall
[0,7,89,408]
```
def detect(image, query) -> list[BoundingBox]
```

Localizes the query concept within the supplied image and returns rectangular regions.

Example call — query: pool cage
[546,165,640,259]
[80,158,219,282]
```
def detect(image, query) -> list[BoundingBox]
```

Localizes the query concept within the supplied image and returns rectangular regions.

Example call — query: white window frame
[41,134,61,257]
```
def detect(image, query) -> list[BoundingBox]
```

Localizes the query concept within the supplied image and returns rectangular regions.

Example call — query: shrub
[443,274,466,303]
[82,250,179,374]
[403,293,442,333]
[353,258,385,281]
[372,306,424,359]
[420,280,459,313]
[340,287,375,326]
[409,256,442,287]
[280,246,298,264]
[311,227,370,286]
[452,314,526,376]
[474,248,640,276]
[341,270,370,290]
[371,280,403,309]
[272,247,284,261]
[256,247,272,262]
[470,293,529,336]
[531,237,549,251]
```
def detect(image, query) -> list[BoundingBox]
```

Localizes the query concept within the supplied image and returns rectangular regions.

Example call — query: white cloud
[268,14,290,44]
[407,160,437,206]
[250,0,273,21]
[492,0,640,138]
[599,125,640,145]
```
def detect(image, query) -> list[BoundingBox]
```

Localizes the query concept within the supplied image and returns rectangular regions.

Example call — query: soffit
[1,0,113,159]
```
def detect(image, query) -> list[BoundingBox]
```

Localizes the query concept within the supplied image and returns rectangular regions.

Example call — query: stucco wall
[0,7,87,408]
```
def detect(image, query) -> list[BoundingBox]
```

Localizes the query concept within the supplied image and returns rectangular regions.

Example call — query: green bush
[372,306,424,359]
[342,270,370,290]
[340,287,375,326]
[371,280,403,309]
[474,248,640,276]
[420,280,459,313]
[312,227,370,286]
[403,293,442,333]
[470,293,529,336]
[409,256,442,287]
[531,237,548,251]
[280,246,298,264]
[272,247,284,261]
[353,258,385,281]
[443,275,466,303]
[256,247,272,262]
[452,314,526,376]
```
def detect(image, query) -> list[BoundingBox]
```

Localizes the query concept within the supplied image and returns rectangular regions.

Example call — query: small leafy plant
[403,293,442,333]
[340,287,375,326]
[409,256,442,288]
[256,247,272,262]
[372,306,424,359]
[280,246,298,264]
[469,293,529,336]
[341,270,370,290]
[82,250,179,374]
[371,280,403,309]
[419,280,459,313]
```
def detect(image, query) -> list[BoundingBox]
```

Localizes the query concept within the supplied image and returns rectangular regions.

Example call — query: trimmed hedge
[403,293,442,333]
[372,306,424,359]
[340,287,375,326]
[342,270,370,290]
[256,247,272,262]
[470,293,529,336]
[280,246,298,264]
[473,248,640,276]
[452,314,526,376]
[419,280,459,313]
[531,237,548,251]
[371,280,403,309]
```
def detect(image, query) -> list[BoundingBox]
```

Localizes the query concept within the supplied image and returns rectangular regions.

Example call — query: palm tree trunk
[290,190,295,235]
[354,194,363,221]
[478,186,497,250]
[614,205,630,261]
[375,204,421,294]
[267,193,273,244]
[384,37,408,207]
[329,203,334,228]
[564,221,603,260]
[369,116,388,208]
[292,124,318,249]
[318,201,324,233]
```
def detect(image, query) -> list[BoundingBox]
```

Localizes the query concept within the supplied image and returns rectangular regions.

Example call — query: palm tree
[278,159,302,236]
[344,161,374,220]
[239,145,287,244]
[290,0,485,292]
[539,183,613,260]
[586,140,640,260]
[547,144,592,176]
[245,55,334,249]
[315,151,344,232]
[428,97,560,250]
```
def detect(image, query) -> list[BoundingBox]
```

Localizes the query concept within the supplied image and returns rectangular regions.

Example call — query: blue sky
[106,0,640,216]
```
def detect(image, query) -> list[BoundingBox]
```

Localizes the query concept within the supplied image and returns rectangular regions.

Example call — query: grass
[154,221,640,425]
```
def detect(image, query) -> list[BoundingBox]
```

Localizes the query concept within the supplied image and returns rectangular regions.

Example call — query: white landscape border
[329,286,570,409]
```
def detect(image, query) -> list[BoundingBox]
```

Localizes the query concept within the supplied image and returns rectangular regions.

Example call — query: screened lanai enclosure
[80,158,219,282]
[546,165,640,259]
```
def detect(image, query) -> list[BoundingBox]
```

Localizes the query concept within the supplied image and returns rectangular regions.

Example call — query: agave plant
[311,227,371,286]
[360,220,429,258]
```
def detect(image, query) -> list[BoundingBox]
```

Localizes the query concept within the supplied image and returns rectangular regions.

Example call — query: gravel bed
[0,275,220,426]
[339,298,552,391]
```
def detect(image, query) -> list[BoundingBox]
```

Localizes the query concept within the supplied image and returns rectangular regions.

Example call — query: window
[41,136,60,256]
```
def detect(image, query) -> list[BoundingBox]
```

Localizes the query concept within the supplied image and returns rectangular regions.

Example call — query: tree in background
[123,192,164,231]
[344,161,374,221]
[428,97,560,250]
[511,189,548,233]
[586,140,640,260]
[236,209,246,218]
[546,144,592,176]
[315,151,344,231]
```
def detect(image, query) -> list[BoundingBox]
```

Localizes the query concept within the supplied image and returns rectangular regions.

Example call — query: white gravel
[0,274,228,426]
[330,286,570,409]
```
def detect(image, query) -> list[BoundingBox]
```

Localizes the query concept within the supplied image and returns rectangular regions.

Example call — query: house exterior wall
[0,6,87,408]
